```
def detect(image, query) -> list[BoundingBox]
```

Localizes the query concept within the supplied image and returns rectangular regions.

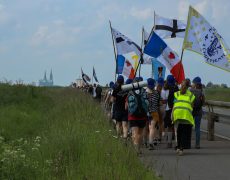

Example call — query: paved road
[140,131,230,180]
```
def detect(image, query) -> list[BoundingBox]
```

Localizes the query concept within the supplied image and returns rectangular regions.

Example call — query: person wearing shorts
[157,77,167,142]
[112,75,128,139]
[146,78,160,150]
[126,78,147,155]
[127,108,147,155]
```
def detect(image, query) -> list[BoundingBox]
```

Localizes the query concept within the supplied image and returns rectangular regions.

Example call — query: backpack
[167,85,179,109]
[96,86,102,96]
[193,92,204,112]
[128,89,149,117]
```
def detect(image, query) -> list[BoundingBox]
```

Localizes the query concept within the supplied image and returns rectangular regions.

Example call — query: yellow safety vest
[173,90,195,126]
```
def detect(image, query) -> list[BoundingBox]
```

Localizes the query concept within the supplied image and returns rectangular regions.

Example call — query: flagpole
[92,67,94,85]
[152,12,156,80]
[138,27,145,77]
[109,20,117,82]
[134,58,141,78]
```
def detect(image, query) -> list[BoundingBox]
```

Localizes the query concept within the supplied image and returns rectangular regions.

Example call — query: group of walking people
[103,74,205,156]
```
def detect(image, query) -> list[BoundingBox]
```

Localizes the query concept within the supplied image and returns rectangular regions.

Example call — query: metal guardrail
[205,100,230,141]
[205,100,230,108]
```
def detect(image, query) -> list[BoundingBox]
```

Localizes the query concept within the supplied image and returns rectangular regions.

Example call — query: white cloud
[30,22,81,47]
[130,7,154,20]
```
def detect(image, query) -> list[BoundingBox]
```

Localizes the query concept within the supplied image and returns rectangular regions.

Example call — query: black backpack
[193,91,204,112]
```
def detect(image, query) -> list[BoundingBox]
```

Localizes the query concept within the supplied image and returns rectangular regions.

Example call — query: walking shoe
[178,150,184,156]
[149,144,155,150]
[153,139,158,146]
[195,145,200,149]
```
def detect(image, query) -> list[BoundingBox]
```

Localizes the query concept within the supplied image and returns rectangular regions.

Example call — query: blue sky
[0,0,229,86]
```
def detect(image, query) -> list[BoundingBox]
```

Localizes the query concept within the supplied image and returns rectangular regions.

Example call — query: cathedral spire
[44,71,47,81]
[50,69,53,82]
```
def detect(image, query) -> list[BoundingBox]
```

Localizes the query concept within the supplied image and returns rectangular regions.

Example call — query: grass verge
[0,84,156,179]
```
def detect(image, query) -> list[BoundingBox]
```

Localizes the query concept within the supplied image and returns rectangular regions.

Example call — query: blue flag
[152,58,166,81]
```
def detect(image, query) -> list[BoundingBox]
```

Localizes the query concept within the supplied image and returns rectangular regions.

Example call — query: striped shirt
[147,90,160,112]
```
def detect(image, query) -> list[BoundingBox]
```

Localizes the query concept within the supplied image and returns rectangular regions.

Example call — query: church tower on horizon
[39,70,54,87]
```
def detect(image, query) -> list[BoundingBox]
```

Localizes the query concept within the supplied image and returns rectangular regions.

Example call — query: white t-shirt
[162,89,170,110]
[161,89,168,101]
[93,87,97,97]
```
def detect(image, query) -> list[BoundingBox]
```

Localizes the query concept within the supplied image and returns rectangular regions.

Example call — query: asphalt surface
[140,126,230,180]
[138,106,230,180]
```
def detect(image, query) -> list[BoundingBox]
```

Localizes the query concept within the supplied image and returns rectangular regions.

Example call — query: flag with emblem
[111,27,141,57]
[155,13,187,39]
[152,58,166,81]
[183,6,230,71]
[117,55,135,79]
[111,27,142,73]
[144,31,185,83]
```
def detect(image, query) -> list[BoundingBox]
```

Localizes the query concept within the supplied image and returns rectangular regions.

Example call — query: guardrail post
[207,112,215,141]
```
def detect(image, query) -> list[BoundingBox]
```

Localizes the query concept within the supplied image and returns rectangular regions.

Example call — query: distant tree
[220,83,228,88]
[212,84,220,88]
[206,81,213,88]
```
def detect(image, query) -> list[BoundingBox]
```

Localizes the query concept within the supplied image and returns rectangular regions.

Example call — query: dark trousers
[177,123,192,150]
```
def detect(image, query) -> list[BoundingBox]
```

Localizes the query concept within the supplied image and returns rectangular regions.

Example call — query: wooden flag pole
[109,20,118,82]
[138,27,145,77]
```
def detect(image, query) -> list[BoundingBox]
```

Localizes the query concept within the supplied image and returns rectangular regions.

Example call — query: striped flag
[117,55,135,79]
[144,31,185,84]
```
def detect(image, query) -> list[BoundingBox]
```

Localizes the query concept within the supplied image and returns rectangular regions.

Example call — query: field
[0,84,156,179]
[204,88,230,102]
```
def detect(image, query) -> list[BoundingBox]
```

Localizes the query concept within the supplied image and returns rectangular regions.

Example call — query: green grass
[0,84,156,179]
[204,88,230,102]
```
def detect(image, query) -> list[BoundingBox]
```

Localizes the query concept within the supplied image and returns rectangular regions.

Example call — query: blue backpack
[128,89,149,117]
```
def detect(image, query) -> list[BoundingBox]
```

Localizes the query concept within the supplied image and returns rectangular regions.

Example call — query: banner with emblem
[183,6,230,71]
[111,27,141,73]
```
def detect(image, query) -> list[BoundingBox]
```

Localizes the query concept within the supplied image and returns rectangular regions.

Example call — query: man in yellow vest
[173,80,195,155]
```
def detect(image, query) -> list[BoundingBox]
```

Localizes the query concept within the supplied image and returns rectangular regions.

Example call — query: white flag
[155,13,187,39]
[111,27,141,56]
[142,28,153,64]
[183,6,230,71]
